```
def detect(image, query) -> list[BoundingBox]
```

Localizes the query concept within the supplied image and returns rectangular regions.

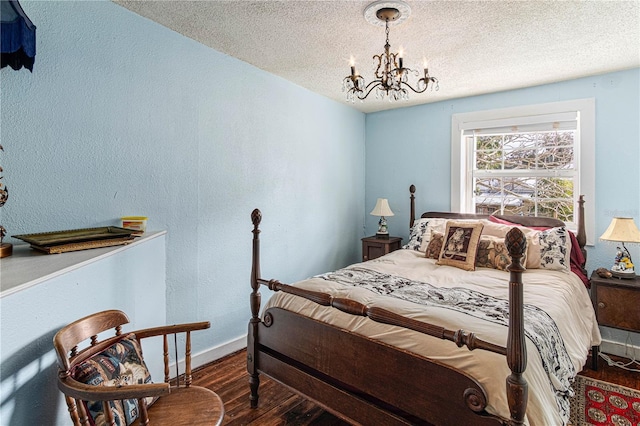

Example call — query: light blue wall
[365,68,640,347]
[1,1,364,423]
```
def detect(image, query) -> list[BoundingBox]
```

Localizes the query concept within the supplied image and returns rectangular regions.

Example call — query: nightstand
[590,271,640,370]
[361,236,402,262]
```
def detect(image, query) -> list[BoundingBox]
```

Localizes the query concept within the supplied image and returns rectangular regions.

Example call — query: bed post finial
[248,208,262,408]
[409,185,416,229]
[504,228,528,425]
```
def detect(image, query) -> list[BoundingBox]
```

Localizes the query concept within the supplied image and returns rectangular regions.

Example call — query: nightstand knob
[598,302,605,309]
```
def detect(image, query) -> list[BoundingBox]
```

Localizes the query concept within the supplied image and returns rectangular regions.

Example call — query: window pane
[474,177,501,214]
[504,147,536,170]
[476,149,502,170]
[502,198,533,216]
[536,177,574,200]
[536,132,574,170]
[504,177,533,197]
[474,177,499,196]
[476,136,503,151]
[536,200,574,223]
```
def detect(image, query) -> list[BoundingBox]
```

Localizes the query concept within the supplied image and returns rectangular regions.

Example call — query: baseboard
[171,334,247,375]
[600,338,640,360]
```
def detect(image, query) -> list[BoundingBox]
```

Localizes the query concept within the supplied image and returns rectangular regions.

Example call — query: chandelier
[343,1,438,102]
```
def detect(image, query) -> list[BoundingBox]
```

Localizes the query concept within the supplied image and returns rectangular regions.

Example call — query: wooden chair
[53,310,224,426]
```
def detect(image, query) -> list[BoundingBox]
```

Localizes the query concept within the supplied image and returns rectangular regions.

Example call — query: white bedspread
[263,249,601,425]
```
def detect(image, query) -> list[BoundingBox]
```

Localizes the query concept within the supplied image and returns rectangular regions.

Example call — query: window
[451,99,595,244]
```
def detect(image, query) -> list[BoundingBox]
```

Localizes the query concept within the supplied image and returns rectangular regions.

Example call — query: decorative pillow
[475,235,527,271]
[481,221,541,269]
[403,218,430,251]
[418,218,486,252]
[418,218,448,252]
[72,333,154,426]
[436,221,484,271]
[537,227,572,271]
[425,231,444,259]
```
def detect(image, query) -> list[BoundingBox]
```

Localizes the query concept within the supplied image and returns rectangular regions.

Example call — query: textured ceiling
[114,0,640,113]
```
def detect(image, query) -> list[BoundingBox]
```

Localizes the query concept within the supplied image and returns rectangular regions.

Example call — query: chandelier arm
[399,80,428,94]
[356,82,385,100]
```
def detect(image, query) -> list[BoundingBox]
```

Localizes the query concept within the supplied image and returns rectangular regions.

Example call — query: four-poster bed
[247,185,599,425]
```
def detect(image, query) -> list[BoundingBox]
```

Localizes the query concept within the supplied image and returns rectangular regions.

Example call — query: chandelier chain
[385,19,390,45]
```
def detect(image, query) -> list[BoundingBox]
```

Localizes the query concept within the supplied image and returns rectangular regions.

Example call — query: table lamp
[370,198,394,238]
[599,217,640,278]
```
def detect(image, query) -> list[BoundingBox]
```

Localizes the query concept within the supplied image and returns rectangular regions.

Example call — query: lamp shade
[600,217,640,243]
[370,198,394,217]
[1,0,36,72]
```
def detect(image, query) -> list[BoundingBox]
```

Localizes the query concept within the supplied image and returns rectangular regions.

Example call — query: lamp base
[376,233,389,239]
[610,269,636,279]
[0,243,13,258]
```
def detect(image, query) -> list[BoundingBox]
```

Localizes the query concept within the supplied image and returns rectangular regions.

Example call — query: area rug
[569,375,640,425]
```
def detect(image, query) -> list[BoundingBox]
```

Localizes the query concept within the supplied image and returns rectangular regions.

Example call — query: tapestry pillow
[475,235,527,271]
[436,221,484,271]
[418,218,486,252]
[72,333,154,426]
[403,218,430,251]
[425,231,444,259]
[481,221,541,269]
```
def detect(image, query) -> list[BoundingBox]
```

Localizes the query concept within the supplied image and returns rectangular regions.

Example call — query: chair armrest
[133,321,210,340]
[58,375,170,401]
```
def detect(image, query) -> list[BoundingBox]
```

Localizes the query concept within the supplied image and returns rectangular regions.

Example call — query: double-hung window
[451,99,595,244]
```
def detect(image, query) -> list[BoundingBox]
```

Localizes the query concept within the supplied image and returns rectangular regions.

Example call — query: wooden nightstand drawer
[595,284,640,331]
[590,272,640,333]
[361,236,402,262]
[589,272,640,370]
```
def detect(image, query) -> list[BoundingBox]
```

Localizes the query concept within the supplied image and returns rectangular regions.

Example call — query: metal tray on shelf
[13,227,141,254]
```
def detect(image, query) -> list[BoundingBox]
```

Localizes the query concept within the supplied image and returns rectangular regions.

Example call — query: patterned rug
[570,375,640,425]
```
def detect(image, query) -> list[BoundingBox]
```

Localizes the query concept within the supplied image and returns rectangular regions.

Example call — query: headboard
[421,211,566,229]
[408,184,587,259]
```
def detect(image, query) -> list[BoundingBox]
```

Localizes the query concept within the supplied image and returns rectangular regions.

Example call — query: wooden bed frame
[248,185,586,426]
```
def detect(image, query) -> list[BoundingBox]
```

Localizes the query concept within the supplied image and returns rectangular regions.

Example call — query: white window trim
[451,98,595,245]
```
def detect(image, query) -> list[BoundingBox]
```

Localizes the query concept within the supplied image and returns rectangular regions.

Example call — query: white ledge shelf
[0,231,167,298]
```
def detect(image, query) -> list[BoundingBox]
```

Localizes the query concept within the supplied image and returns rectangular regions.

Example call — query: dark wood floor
[191,349,640,425]
[191,349,348,425]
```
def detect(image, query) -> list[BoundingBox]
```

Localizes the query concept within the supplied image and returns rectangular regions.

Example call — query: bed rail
[258,275,509,356]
